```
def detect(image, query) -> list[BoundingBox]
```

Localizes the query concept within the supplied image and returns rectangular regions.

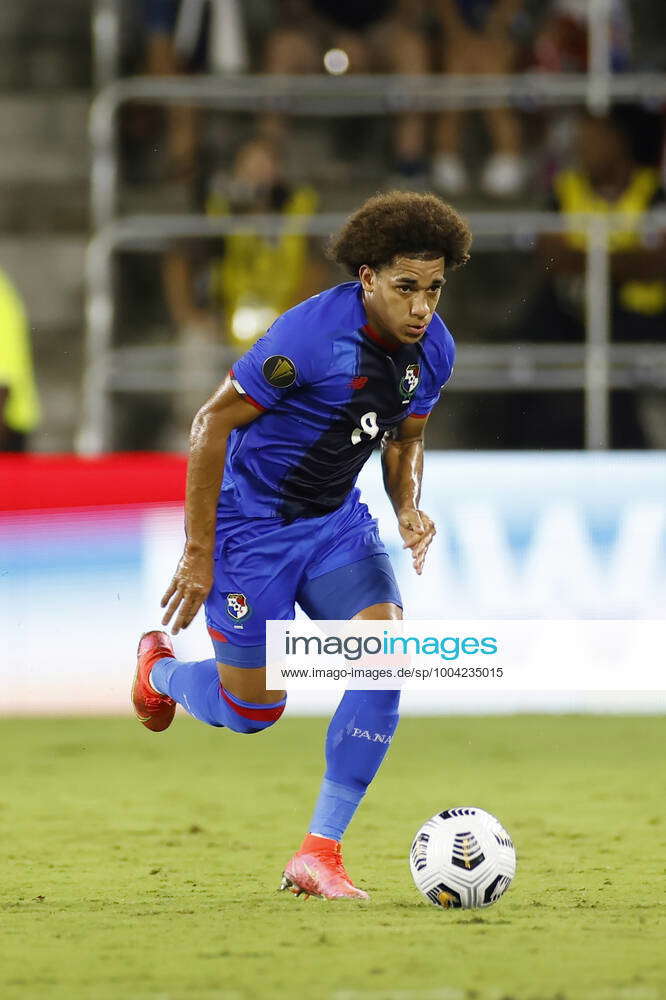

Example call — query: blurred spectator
[137,0,199,178]
[163,136,321,438]
[532,0,631,73]
[143,0,181,75]
[125,0,275,179]
[164,136,320,338]
[0,268,40,452]
[540,109,666,339]
[263,0,430,182]
[517,106,666,447]
[432,0,526,198]
[172,0,249,73]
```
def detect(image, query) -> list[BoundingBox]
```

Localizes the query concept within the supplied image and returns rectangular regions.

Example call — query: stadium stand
[1,1,664,452]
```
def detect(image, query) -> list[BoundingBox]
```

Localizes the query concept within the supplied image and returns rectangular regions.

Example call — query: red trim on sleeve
[207,626,228,643]
[220,686,286,722]
[229,368,268,412]
[410,412,431,419]
[243,394,268,412]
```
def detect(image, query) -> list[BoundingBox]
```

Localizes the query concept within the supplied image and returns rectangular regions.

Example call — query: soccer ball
[410,806,516,909]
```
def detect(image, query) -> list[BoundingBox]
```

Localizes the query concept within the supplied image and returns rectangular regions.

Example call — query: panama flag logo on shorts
[400,363,420,400]
[226,593,251,621]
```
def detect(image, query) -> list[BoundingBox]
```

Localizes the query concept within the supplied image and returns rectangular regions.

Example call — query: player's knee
[237,703,286,736]
[242,716,283,736]
[219,687,287,735]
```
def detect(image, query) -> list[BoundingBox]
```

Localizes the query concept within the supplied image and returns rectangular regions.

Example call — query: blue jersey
[225,281,455,521]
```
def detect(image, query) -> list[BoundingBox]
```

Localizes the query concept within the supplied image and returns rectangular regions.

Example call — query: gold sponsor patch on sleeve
[262,355,297,388]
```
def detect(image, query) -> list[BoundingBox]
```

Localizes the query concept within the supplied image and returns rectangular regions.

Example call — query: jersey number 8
[351,411,379,445]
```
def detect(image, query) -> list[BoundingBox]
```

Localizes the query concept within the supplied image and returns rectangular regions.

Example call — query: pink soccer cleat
[131,631,177,732]
[279,834,369,900]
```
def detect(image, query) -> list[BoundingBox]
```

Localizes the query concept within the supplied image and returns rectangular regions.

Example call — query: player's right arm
[161,304,328,632]
[160,377,260,635]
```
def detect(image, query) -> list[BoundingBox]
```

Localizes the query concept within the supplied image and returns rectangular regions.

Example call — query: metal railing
[81,0,666,454]
[88,71,666,231]
[91,0,621,97]
[77,210,666,455]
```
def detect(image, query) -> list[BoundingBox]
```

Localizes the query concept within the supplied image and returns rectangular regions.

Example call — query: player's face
[359,257,446,347]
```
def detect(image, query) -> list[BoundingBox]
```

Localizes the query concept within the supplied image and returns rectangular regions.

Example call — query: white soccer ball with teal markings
[410,807,516,909]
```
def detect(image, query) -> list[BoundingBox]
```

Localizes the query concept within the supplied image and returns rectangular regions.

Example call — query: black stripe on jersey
[277,335,423,521]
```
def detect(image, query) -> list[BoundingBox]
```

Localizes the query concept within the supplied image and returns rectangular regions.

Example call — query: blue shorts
[204,489,402,668]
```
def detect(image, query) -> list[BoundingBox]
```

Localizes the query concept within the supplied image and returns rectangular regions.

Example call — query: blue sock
[150,657,286,733]
[309,690,400,841]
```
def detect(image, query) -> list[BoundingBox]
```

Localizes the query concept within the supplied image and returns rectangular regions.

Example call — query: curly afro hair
[327,191,472,276]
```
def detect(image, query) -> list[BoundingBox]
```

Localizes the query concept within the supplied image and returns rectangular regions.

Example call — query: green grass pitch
[1,715,665,1000]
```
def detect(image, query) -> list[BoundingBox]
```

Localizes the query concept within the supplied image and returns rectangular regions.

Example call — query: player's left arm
[381,415,435,576]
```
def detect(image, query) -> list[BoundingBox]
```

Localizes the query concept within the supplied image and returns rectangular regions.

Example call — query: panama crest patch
[400,363,420,400]
[226,593,251,621]
[263,355,296,388]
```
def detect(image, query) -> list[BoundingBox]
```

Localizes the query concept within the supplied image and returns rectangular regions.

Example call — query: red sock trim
[220,686,286,722]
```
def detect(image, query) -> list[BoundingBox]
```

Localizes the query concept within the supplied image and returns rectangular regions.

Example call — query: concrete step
[0,0,92,451]
[0,94,89,143]
[0,98,89,235]
[0,237,86,330]
[0,94,89,231]
[0,95,90,182]
[0,47,91,91]
[0,147,89,184]
[0,179,88,233]
[0,0,90,35]
[0,1,91,90]
[1,237,87,452]
[31,324,84,453]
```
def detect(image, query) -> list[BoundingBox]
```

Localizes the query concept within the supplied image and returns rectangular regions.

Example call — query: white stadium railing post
[587,0,613,115]
[76,227,117,456]
[584,216,612,450]
[92,0,121,91]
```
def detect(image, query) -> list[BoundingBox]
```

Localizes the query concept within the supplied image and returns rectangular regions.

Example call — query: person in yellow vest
[205,160,319,345]
[162,137,322,444]
[541,108,666,338]
[0,267,40,452]
[509,107,666,447]
[164,137,321,344]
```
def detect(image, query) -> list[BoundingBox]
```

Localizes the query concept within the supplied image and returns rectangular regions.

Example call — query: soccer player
[132,191,471,899]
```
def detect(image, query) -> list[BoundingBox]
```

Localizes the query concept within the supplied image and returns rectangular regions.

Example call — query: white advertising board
[1,453,664,715]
